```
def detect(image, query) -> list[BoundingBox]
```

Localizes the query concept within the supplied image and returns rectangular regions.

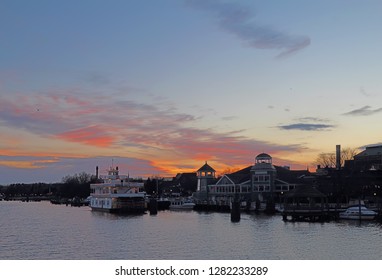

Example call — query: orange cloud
[0,159,58,169]
[0,149,90,159]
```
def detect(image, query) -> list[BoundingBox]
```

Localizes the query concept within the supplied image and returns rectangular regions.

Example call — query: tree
[218,167,241,176]
[316,153,336,168]
[340,147,359,164]
[60,172,92,198]
[315,147,359,168]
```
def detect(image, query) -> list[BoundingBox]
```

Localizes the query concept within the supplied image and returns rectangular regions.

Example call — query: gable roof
[226,173,251,184]
[216,175,235,185]
[197,162,216,172]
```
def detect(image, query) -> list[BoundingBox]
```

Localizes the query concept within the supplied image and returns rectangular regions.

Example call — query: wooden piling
[231,194,241,222]
[149,198,158,215]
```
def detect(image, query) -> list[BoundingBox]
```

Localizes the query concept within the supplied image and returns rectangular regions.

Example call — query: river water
[1,200,382,260]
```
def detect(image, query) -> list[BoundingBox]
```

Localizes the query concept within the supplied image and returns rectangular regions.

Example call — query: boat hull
[339,214,376,220]
[169,203,195,210]
[90,196,146,213]
[91,206,146,213]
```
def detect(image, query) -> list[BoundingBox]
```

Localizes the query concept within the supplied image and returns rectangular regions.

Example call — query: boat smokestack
[336,145,341,170]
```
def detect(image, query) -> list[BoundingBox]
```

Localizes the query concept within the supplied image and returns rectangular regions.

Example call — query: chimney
[96,166,99,179]
[336,145,341,170]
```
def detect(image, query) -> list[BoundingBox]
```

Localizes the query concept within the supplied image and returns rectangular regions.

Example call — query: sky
[1,0,382,184]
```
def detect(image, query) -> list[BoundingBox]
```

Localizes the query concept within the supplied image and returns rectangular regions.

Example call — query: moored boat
[339,205,377,220]
[169,198,195,210]
[89,166,146,213]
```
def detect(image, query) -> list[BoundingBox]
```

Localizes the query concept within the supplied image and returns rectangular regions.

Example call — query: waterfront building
[345,145,382,171]
[193,153,312,209]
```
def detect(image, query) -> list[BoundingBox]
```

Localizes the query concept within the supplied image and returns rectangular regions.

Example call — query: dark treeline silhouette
[0,172,95,199]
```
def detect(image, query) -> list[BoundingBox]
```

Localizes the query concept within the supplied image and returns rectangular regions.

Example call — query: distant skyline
[1,0,382,184]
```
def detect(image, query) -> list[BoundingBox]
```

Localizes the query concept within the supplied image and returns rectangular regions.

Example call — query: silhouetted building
[196,162,216,192]
[173,172,198,195]
[193,153,312,205]
[345,145,382,171]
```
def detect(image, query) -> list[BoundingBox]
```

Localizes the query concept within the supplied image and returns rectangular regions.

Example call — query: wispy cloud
[221,115,237,121]
[278,123,334,131]
[343,106,382,116]
[0,157,59,169]
[360,86,374,97]
[277,116,334,131]
[186,0,310,58]
[297,117,330,123]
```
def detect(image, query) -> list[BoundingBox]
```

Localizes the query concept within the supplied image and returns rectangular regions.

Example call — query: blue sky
[1,0,382,184]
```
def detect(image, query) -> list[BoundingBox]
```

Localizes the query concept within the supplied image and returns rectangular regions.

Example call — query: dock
[281,207,338,222]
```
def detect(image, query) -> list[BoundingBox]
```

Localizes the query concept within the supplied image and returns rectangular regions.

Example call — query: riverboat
[89,166,146,213]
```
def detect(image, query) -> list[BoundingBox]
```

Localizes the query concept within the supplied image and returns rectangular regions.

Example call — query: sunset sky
[1,0,382,184]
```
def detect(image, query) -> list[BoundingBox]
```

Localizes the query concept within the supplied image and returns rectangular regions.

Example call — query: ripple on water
[1,201,382,259]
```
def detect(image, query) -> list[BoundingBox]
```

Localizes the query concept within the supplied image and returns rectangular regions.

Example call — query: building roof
[174,172,197,181]
[197,162,216,172]
[355,145,382,158]
[274,166,311,184]
[283,185,326,198]
[231,165,252,174]
[256,153,271,159]
[225,165,311,184]
[251,162,276,171]
[225,173,250,184]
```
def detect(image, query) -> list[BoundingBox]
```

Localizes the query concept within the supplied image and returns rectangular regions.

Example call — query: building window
[254,175,270,182]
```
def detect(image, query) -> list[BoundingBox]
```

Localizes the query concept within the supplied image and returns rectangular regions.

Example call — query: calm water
[1,200,382,260]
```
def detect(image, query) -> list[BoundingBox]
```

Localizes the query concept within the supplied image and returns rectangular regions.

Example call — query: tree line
[0,172,96,199]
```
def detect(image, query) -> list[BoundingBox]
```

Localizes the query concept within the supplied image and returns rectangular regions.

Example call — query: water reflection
[1,201,382,259]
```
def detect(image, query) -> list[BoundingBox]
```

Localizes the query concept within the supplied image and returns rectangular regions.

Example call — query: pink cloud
[56,125,115,147]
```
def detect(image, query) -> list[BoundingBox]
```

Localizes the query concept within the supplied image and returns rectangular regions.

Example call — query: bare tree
[315,147,359,168]
[218,167,241,176]
[340,147,359,165]
[316,153,337,168]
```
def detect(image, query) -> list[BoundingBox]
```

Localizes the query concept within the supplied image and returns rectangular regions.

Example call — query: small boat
[339,205,377,220]
[169,198,195,210]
